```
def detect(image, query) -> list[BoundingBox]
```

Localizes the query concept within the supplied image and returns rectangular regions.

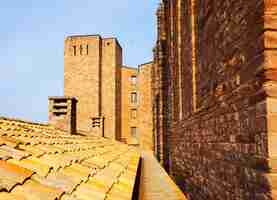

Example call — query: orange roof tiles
[0,117,140,200]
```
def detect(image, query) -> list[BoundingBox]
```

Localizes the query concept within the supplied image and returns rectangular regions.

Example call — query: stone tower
[64,35,121,139]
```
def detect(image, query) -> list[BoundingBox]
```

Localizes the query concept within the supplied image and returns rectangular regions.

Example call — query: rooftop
[0,117,140,200]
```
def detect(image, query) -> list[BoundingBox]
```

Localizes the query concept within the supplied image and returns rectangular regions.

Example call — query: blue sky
[0,0,158,122]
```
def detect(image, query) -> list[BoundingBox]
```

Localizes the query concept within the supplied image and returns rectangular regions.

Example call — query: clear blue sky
[0,0,158,122]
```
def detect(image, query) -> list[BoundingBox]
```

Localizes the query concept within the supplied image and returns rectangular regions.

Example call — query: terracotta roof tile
[0,117,140,199]
[0,160,34,191]
[0,192,27,200]
[0,136,23,148]
[8,157,52,177]
[0,145,30,160]
[12,179,64,200]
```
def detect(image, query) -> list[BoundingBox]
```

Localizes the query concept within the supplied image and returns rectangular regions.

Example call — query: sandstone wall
[101,38,122,140]
[120,66,139,144]
[64,35,102,132]
[138,62,154,151]
[155,0,277,199]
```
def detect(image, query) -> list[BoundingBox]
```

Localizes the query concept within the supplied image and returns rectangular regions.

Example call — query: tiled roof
[0,117,140,200]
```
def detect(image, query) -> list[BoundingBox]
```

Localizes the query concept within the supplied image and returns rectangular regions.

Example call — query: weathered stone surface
[64,35,122,139]
[153,0,277,199]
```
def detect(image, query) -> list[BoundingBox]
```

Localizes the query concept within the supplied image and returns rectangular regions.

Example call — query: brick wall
[154,0,277,199]
[64,35,122,139]
[48,96,77,134]
[101,38,122,140]
[138,62,154,151]
[64,35,102,133]
[120,66,139,144]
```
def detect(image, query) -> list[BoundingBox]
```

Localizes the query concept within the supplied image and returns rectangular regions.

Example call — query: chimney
[48,96,77,134]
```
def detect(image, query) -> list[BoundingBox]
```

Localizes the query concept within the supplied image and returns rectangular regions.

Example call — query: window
[131,92,138,104]
[131,127,138,139]
[131,75,137,85]
[73,46,77,56]
[131,109,137,119]
[80,45,83,55]
[86,45,89,55]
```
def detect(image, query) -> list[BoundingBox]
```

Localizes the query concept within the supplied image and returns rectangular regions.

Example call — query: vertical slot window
[80,45,83,55]
[131,92,138,104]
[73,46,77,56]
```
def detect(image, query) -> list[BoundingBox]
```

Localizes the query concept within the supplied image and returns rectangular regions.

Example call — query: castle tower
[64,35,122,139]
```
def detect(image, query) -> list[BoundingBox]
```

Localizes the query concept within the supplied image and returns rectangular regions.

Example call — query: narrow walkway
[138,151,187,200]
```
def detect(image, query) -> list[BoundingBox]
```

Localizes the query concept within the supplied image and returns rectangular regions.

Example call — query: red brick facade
[153,0,277,199]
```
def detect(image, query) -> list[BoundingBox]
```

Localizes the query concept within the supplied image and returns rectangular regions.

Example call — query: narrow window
[131,92,137,104]
[131,75,137,85]
[73,46,76,56]
[86,45,89,55]
[80,45,83,55]
[131,109,137,119]
[131,127,138,139]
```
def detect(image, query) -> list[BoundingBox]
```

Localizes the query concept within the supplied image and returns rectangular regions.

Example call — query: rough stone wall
[155,0,277,199]
[64,35,102,133]
[120,66,139,144]
[101,38,122,140]
[64,35,122,139]
[152,2,172,170]
[138,62,154,151]
[48,96,77,134]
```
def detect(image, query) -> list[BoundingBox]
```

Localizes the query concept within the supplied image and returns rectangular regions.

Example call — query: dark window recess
[86,45,89,55]
[80,45,83,55]
[131,92,138,104]
[107,42,110,46]
[53,99,67,104]
[53,112,65,117]
[73,46,77,56]
[52,99,68,117]
[53,105,67,109]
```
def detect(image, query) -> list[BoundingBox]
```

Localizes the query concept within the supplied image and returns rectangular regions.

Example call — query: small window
[131,109,137,119]
[131,75,137,85]
[80,45,83,55]
[86,45,89,55]
[73,46,77,56]
[131,127,138,139]
[131,92,138,104]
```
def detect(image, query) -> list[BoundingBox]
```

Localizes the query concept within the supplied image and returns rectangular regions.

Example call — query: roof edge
[139,61,154,67]
[65,34,102,39]
[0,116,49,127]
[121,65,138,70]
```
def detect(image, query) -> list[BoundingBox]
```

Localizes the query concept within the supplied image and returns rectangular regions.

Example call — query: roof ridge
[0,116,49,127]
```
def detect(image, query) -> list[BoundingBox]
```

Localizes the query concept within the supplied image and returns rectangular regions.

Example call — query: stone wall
[48,96,77,134]
[138,62,154,151]
[64,35,102,133]
[154,0,277,199]
[101,38,122,140]
[64,35,122,139]
[120,66,139,144]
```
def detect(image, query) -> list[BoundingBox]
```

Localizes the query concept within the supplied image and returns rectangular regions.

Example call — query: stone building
[0,32,186,200]
[51,34,155,150]
[153,0,277,199]
[64,35,122,140]
[138,62,154,151]
[121,66,139,145]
